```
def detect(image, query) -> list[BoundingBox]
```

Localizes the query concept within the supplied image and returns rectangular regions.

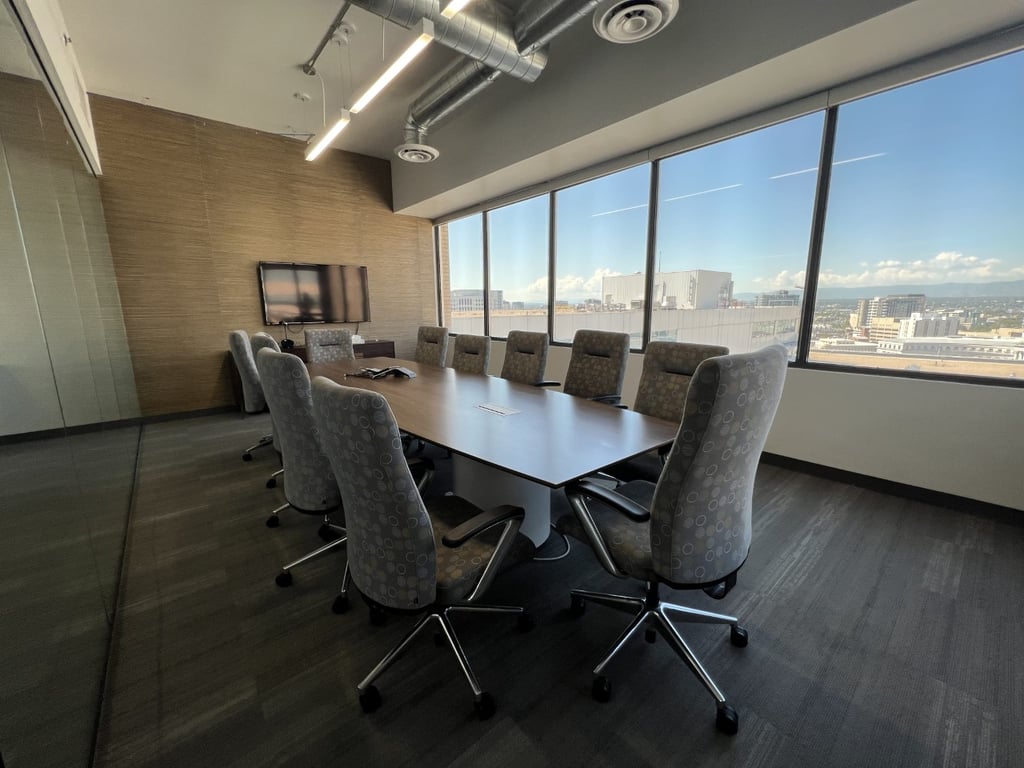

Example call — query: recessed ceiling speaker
[394,142,440,163]
[593,0,679,44]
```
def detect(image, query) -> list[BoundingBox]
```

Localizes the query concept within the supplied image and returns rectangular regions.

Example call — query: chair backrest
[305,328,355,363]
[633,341,729,422]
[500,330,549,385]
[562,329,630,400]
[451,334,491,375]
[228,330,265,413]
[415,326,449,367]
[311,378,437,609]
[251,331,281,355]
[255,349,340,512]
[649,344,788,586]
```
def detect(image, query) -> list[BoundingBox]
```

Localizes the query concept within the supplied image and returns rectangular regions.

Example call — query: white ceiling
[47,0,1024,219]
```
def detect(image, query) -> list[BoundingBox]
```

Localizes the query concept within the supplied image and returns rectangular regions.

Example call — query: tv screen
[258,262,371,325]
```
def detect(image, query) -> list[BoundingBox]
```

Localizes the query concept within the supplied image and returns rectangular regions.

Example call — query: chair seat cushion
[426,496,534,604]
[556,480,658,582]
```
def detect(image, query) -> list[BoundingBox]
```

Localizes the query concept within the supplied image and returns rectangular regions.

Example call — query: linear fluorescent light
[441,0,473,18]
[305,109,351,161]
[350,19,434,114]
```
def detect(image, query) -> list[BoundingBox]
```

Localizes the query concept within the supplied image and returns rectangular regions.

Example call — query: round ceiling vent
[593,0,679,44]
[394,142,440,163]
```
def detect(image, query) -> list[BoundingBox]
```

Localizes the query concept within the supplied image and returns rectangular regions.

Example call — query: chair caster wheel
[591,676,611,703]
[716,704,739,735]
[332,595,349,614]
[645,628,657,644]
[369,605,387,626]
[266,516,280,528]
[474,692,496,721]
[243,453,253,462]
[517,613,535,632]
[266,477,277,489]
[730,625,748,647]
[275,571,293,587]
[569,595,586,617]
[359,685,382,714]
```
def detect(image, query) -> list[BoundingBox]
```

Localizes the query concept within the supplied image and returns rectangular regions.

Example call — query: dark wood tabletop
[307,357,679,488]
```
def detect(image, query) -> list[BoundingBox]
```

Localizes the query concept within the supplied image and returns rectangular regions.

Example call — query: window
[487,196,549,338]
[810,52,1024,380]
[440,213,484,335]
[553,165,651,346]
[653,113,824,357]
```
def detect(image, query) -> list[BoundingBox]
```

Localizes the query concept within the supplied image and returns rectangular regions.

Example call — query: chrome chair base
[570,584,746,734]
[357,603,529,720]
[242,433,274,461]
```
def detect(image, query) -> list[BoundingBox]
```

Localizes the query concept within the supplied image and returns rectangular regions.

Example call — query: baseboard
[761,452,1022,522]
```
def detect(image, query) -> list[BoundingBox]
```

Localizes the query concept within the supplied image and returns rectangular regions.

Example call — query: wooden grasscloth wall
[91,96,436,417]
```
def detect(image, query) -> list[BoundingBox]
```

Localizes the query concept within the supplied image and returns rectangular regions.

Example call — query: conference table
[306,357,679,547]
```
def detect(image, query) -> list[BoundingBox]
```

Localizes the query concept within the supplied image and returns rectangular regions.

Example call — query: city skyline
[446,49,1024,306]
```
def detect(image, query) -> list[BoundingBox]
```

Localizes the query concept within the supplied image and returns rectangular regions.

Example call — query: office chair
[310,378,535,720]
[229,330,273,461]
[554,329,630,405]
[451,333,491,375]
[415,325,449,366]
[499,330,549,384]
[255,348,349,595]
[610,341,729,482]
[558,345,788,735]
[304,328,355,363]
[250,332,284,487]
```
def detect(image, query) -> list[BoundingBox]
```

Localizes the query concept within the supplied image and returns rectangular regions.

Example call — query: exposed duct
[346,0,548,82]
[385,0,600,162]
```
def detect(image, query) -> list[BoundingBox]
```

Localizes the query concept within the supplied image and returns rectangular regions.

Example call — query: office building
[2,0,1023,766]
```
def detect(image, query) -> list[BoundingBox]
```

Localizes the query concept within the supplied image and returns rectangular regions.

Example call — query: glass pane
[811,52,1024,380]
[441,213,485,335]
[654,113,824,356]
[487,195,550,338]
[553,164,651,347]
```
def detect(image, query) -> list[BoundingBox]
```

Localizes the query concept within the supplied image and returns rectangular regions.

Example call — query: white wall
[0,74,138,436]
[484,340,1023,511]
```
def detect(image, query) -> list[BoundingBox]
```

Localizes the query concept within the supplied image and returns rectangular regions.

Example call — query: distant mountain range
[737,279,1024,301]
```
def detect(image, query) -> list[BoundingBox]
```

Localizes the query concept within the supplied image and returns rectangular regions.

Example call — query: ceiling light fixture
[350,19,435,114]
[440,0,474,19]
[305,109,351,161]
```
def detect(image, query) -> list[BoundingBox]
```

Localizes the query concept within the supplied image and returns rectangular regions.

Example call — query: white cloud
[805,250,1018,288]
[519,268,623,300]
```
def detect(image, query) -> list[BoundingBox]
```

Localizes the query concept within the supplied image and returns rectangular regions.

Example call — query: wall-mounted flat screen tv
[258,261,371,325]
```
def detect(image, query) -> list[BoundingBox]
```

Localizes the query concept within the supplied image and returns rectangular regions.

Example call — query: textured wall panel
[92,98,437,416]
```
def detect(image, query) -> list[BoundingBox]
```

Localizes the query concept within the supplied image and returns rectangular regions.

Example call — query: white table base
[452,454,552,547]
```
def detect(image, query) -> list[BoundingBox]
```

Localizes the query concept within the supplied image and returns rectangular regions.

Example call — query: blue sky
[449,50,1024,302]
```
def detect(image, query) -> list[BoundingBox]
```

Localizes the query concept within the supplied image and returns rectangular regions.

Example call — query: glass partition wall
[0,6,140,766]
[436,49,1024,384]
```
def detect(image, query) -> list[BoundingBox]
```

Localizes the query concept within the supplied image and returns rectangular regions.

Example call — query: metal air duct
[347,0,547,82]
[391,0,599,162]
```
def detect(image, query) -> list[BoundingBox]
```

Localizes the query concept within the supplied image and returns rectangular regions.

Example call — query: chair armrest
[534,380,561,388]
[442,504,526,547]
[406,456,435,472]
[568,478,650,522]
[588,394,622,406]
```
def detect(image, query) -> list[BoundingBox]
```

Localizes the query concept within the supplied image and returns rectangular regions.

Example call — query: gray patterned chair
[415,325,449,367]
[304,327,355,363]
[310,377,535,720]
[499,330,549,385]
[558,329,631,405]
[250,332,284,486]
[557,344,788,735]
[451,334,491,375]
[610,341,729,482]
[229,330,274,461]
[255,348,349,598]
